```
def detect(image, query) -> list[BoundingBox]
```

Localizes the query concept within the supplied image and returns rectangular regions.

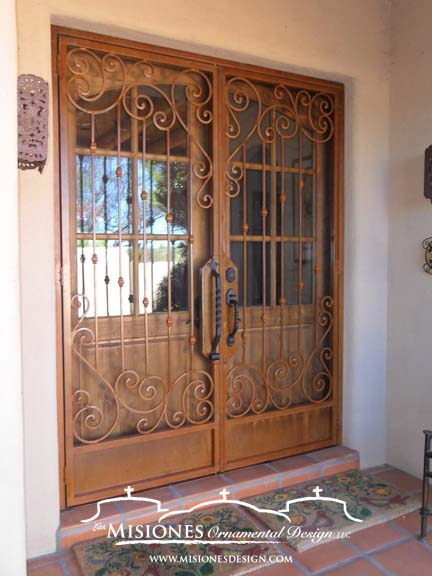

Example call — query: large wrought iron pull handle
[209,258,221,361]
[226,288,240,347]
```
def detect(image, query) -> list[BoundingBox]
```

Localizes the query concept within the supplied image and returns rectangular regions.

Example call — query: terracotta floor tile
[176,474,228,497]
[63,554,82,576]
[279,470,320,488]
[307,446,358,463]
[392,509,422,536]
[323,558,386,575]
[375,468,422,493]
[59,527,96,550]
[27,555,59,570]
[28,562,64,576]
[252,561,304,575]
[349,522,405,552]
[61,499,120,529]
[269,455,316,473]
[362,464,392,475]
[233,480,280,500]
[323,460,359,476]
[373,539,432,575]
[223,464,277,484]
[295,540,357,572]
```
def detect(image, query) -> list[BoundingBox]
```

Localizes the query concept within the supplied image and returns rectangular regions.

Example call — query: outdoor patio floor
[27,452,429,575]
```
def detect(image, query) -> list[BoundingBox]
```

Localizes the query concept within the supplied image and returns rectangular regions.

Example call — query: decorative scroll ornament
[71,294,214,444]
[226,296,334,418]
[423,237,432,273]
[17,74,48,173]
[66,49,214,208]
[224,78,334,198]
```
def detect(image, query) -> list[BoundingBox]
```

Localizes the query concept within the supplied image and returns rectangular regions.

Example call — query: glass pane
[230,170,271,236]
[75,155,132,235]
[137,160,188,235]
[137,239,188,313]
[229,185,243,235]
[276,242,313,305]
[76,239,133,317]
[277,173,313,237]
[76,98,132,152]
[283,134,314,169]
[231,241,271,306]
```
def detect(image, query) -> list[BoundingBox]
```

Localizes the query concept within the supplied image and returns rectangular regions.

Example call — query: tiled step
[58,445,359,549]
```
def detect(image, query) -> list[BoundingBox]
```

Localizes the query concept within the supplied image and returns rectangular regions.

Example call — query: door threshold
[58,445,359,549]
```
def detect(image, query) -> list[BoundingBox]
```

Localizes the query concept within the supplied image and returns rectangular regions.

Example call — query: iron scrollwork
[423,237,432,274]
[227,296,334,418]
[224,75,336,420]
[67,48,215,444]
[72,294,214,444]
[225,77,334,199]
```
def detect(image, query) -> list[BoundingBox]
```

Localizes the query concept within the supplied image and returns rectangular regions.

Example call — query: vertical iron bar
[279,136,286,357]
[297,132,304,352]
[261,137,266,372]
[188,133,195,370]
[127,158,135,315]
[241,143,247,363]
[79,155,86,298]
[142,121,149,376]
[103,156,110,316]
[90,114,99,368]
[150,161,155,308]
[131,87,140,318]
[166,129,172,386]
[314,142,320,346]
[117,104,125,371]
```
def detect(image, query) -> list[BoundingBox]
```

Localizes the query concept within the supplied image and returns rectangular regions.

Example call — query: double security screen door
[55,28,344,506]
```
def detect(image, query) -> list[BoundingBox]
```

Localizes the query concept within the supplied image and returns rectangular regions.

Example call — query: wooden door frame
[52,25,344,509]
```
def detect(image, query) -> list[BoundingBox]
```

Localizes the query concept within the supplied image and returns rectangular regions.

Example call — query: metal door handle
[208,258,221,361]
[226,288,240,346]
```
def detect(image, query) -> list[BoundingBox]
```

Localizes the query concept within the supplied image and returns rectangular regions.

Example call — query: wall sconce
[423,145,432,273]
[17,74,48,173]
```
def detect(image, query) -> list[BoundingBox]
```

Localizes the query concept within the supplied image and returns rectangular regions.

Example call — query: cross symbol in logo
[124,486,134,498]
[219,488,230,500]
[313,486,323,498]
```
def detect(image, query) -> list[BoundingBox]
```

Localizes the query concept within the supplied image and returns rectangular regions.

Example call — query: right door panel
[219,68,344,469]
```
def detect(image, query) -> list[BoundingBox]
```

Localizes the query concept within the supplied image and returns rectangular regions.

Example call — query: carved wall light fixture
[17,74,48,173]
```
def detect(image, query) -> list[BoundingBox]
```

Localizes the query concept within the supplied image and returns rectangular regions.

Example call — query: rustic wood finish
[52,26,344,508]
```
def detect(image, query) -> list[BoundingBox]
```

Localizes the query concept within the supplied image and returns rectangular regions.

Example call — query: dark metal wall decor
[423,237,432,273]
[17,74,49,173]
[423,146,432,273]
[425,145,432,203]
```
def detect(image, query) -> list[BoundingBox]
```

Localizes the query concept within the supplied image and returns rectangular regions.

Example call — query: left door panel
[58,34,219,505]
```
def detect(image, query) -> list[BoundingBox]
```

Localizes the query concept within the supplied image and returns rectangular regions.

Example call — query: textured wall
[0,0,27,573]
[387,0,432,478]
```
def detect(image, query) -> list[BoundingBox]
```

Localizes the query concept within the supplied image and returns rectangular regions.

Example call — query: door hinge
[59,266,64,287]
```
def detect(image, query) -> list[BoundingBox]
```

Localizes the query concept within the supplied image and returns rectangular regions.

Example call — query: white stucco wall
[0,0,27,573]
[16,0,391,558]
[387,0,432,478]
